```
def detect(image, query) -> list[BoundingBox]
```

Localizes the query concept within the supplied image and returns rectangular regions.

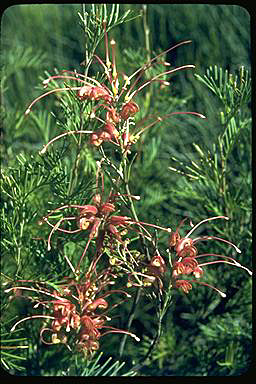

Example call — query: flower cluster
[169,216,252,297]
[107,214,251,299]
[6,213,251,355]
[42,193,171,276]
[25,21,206,156]
[127,254,167,291]
[6,266,139,355]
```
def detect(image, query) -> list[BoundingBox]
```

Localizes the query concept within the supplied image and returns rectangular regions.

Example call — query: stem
[132,288,172,372]
[118,287,141,357]
[142,4,152,109]
[118,153,144,357]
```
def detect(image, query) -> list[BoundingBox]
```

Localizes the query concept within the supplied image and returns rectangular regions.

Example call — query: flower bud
[193,266,204,278]
[77,85,93,100]
[104,123,119,139]
[150,255,166,273]
[176,238,193,255]
[175,279,193,294]
[89,218,101,239]
[80,205,98,216]
[109,215,130,226]
[122,133,137,148]
[89,340,99,351]
[169,231,181,247]
[120,101,139,120]
[52,333,61,344]
[90,86,112,103]
[98,130,112,141]
[87,298,108,311]
[101,202,116,214]
[90,133,103,147]
[106,108,120,124]
[79,217,91,230]
[92,194,102,206]
[107,224,121,242]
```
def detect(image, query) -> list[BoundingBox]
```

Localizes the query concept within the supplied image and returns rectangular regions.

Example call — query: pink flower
[170,216,252,297]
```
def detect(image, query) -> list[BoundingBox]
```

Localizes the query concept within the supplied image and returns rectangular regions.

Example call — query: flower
[6,263,139,355]
[25,22,206,154]
[120,101,139,120]
[41,168,171,273]
[170,216,252,297]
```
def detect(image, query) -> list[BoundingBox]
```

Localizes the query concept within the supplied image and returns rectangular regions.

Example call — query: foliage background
[1,4,252,376]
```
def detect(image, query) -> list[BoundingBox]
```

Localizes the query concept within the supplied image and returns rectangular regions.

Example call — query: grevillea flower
[24,21,206,155]
[120,101,140,120]
[127,254,168,291]
[170,216,252,297]
[5,259,140,355]
[40,166,172,274]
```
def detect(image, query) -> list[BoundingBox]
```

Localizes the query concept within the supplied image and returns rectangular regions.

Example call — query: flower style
[41,192,136,273]
[24,20,206,155]
[5,261,140,355]
[43,192,171,274]
[41,163,172,274]
[169,216,252,297]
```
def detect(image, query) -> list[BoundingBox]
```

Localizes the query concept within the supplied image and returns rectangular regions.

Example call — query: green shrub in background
[1,4,251,376]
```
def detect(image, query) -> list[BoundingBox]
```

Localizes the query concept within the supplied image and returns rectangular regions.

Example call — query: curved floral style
[169,216,252,297]
[25,21,206,156]
[5,264,139,355]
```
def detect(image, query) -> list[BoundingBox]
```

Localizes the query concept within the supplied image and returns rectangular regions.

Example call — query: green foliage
[62,351,137,376]
[1,325,29,373]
